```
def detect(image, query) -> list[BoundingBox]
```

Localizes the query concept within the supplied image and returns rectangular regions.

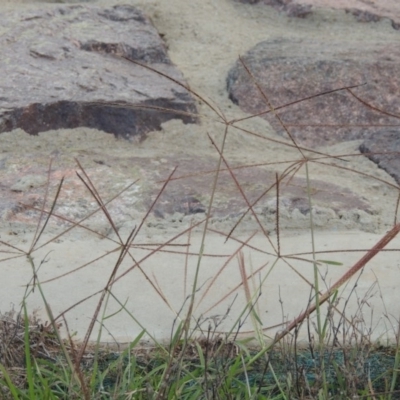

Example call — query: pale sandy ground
[1,0,400,345]
[3,227,400,345]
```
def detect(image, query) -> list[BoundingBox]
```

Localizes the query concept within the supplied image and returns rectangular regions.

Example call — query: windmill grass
[1,55,400,399]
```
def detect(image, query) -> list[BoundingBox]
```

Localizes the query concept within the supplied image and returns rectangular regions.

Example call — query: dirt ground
[1,0,400,344]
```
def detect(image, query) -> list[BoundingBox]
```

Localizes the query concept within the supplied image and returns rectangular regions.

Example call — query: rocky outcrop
[360,130,400,185]
[0,138,374,232]
[227,39,400,149]
[0,5,197,140]
[239,0,400,29]
[237,0,312,18]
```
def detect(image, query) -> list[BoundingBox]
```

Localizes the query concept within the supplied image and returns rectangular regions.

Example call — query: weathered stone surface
[142,156,375,232]
[237,0,312,18]
[227,39,400,148]
[0,5,197,139]
[0,129,375,233]
[360,130,400,185]
[306,0,400,30]
[239,0,400,29]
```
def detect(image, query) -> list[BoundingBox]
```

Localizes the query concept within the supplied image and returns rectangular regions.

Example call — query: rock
[360,130,400,185]
[227,38,400,148]
[346,9,382,24]
[153,195,206,219]
[0,132,375,232]
[147,155,374,233]
[239,0,400,29]
[308,0,400,30]
[237,0,312,18]
[10,175,47,192]
[0,5,197,140]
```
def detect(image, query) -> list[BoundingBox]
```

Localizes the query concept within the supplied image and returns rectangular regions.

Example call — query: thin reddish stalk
[231,83,365,124]
[272,223,400,345]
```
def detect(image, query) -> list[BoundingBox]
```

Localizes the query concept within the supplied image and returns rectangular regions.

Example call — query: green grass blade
[0,364,23,400]
[23,303,36,400]
[316,260,343,266]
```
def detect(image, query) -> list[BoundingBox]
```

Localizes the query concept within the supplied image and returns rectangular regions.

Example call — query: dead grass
[0,53,400,399]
